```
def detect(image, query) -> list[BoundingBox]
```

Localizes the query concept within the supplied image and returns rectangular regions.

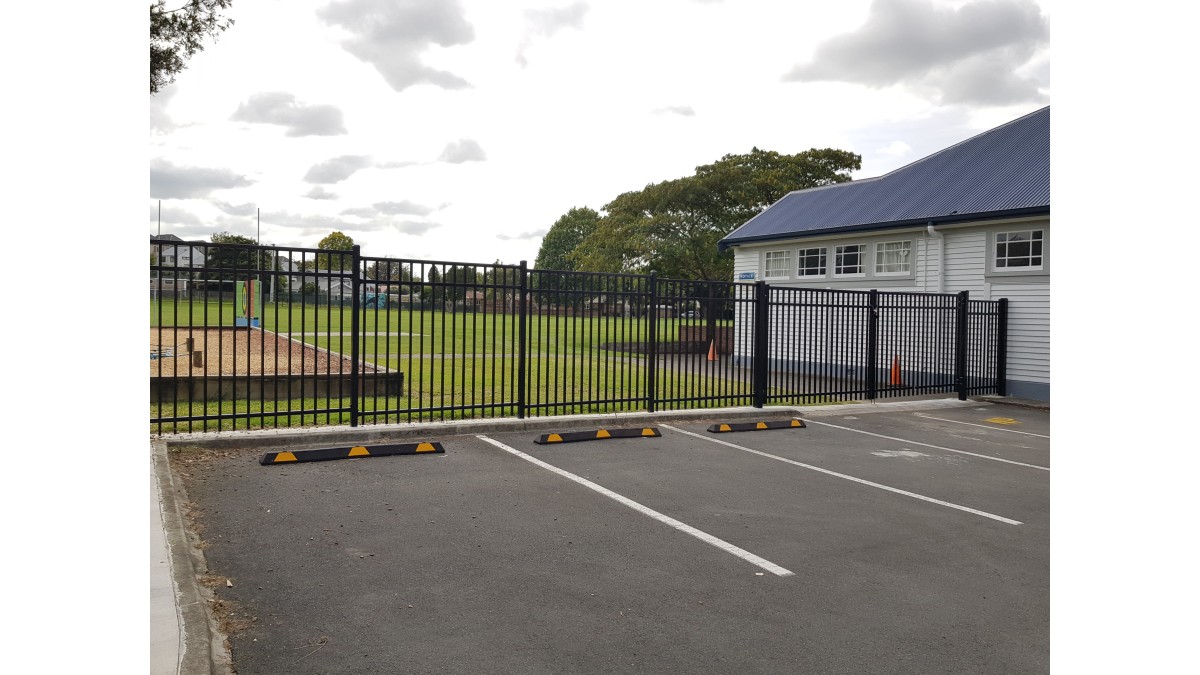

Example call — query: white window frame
[796,247,827,277]
[834,244,865,277]
[994,229,1045,271]
[764,249,792,279]
[874,240,911,276]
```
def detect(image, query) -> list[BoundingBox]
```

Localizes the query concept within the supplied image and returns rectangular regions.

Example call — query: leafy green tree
[204,231,270,279]
[534,207,600,271]
[575,147,861,281]
[150,1,235,94]
[316,231,355,271]
[531,207,601,307]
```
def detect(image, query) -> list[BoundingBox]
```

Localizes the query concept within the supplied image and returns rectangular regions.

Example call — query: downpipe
[926,222,944,293]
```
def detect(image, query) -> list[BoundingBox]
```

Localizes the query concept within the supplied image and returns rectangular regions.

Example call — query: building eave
[718,206,1050,251]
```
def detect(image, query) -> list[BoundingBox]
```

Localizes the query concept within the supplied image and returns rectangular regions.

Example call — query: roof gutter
[717,205,1050,251]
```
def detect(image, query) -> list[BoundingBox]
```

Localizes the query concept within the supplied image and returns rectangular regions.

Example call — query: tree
[204,231,267,278]
[534,207,600,271]
[150,1,235,94]
[574,147,861,281]
[316,231,355,271]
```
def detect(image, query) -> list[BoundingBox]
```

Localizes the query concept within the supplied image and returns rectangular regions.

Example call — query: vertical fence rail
[955,290,969,400]
[996,298,1009,396]
[349,246,361,427]
[866,289,879,401]
[517,261,528,419]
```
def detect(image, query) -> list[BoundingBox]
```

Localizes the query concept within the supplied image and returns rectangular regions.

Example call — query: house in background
[150,234,206,269]
[150,234,207,299]
[719,106,1050,401]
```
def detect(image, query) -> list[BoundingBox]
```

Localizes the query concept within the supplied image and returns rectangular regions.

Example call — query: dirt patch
[151,327,380,377]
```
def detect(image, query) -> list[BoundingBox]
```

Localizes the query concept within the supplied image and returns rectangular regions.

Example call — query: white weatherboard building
[720,107,1050,401]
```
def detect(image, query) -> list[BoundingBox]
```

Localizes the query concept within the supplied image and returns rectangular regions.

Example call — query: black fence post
[752,281,769,408]
[866,289,879,401]
[996,298,1009,396]
[647,272,658,412]
[349,245,362,427]
[955,290,969,401]
[517,260,528,419]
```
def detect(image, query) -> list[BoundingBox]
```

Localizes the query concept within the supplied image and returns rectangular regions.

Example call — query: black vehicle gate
[150,244,1006,434]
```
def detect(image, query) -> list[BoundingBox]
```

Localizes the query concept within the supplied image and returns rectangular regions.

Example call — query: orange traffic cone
[890,355,903,386]
[707,339,718,362]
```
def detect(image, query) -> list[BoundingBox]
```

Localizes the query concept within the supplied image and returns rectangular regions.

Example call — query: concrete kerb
[152,397,985,672]
[152,439,235,675]
[157,398,984,453]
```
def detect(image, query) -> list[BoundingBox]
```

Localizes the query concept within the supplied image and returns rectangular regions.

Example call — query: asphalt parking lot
[171,401,1049,674]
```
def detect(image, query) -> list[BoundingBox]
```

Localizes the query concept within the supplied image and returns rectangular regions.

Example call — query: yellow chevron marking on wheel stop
[642,428,657,436]
[791,419,802,427]
[546,433,563,443]
[756,422,768,429]
[273,451,298,463]
[984,417,1020,425]
[719,424,731,432]
[596,429,612,439]
[415,442,436,452]
[348,446,370,457]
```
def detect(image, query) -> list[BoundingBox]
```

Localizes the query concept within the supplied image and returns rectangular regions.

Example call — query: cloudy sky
[149,0,1051,263]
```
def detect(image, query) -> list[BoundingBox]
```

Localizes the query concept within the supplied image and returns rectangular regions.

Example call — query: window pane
[765,250,792,278]
[835,245,863,274]
[875,241,910,273]
[797,247,826,275]
[995,229,1045,270]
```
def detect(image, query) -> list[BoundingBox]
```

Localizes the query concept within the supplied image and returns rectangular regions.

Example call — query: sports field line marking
[913,413,1050,439]
[660,425,1023,526]
[476,434,794,577]
[802,419,1049,471]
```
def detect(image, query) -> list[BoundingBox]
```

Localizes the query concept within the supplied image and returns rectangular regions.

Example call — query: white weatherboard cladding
[733,248,758,280]
[991,281,1049,384]
[942,230,988,295]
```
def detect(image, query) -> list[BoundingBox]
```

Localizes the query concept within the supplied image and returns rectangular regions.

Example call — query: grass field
[150,299,759,433]
[151,299,732,355]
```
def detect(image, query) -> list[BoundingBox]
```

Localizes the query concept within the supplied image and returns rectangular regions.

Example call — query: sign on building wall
[736,272,756,280]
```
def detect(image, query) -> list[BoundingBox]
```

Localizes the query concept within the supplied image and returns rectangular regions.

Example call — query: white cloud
[231,92,348,136]
[516,2,589,67]
[149,203,203,228]
[438,139,487,163]
[150,158,255,199]
[304,186,339,200]
[150,85,179,135]
[355,218,441,235]
[211,200,258,216]
[783,0,1049,105]
[653,106,696,117]
[878,140,912,157]
[316,0,475,92]
[497,229,549,241]
[302,155,374,184]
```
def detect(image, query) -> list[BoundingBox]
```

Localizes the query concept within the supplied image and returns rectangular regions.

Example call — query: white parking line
[660,425,1023,526]
[476,434,794,577]
[913,413,1051,439]
[803,420,1050,471]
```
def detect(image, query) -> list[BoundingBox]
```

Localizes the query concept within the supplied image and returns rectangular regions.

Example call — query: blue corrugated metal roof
[719,106,1050,249]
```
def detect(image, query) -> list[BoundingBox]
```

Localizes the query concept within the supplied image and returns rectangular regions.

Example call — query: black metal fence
[150,242,1006,434]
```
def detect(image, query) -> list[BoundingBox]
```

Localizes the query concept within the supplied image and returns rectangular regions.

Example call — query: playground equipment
[236,279,262,327]
[362,292,389,308]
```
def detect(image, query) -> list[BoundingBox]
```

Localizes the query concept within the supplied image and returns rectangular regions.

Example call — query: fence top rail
[360,256,522,270]
[530,268,651,282]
